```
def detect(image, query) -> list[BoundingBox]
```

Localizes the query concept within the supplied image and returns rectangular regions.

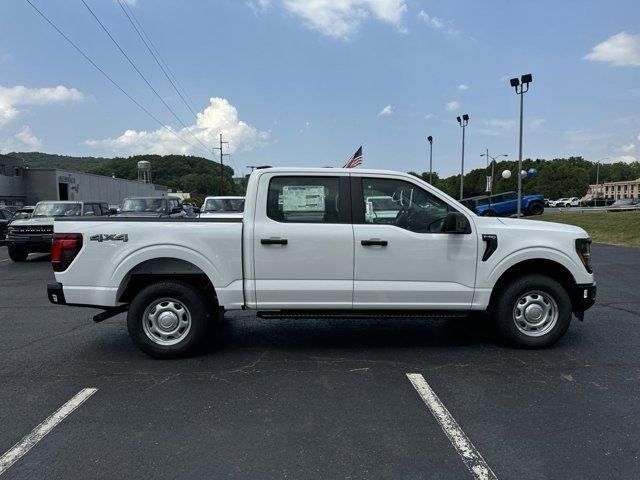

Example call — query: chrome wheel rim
[513,290,558,337]
[143,298,192,346]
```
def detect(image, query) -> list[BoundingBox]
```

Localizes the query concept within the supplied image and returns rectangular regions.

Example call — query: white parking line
[0,388,97,476]
[406,374,497,480]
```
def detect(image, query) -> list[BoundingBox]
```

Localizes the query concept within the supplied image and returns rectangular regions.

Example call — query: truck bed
[53,217,244,308]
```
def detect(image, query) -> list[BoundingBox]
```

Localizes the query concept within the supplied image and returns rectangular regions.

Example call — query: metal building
[0,155,168,207]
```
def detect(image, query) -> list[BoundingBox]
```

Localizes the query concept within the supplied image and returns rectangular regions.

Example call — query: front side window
[361,178,451,233]
[83,204,94,215]
[267,176,341,223]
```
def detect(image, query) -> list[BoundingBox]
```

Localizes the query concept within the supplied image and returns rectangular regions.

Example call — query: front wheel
[127,281,213,358]
[491,274,572,348]
[527,202,544,216]
[8,246,28,262]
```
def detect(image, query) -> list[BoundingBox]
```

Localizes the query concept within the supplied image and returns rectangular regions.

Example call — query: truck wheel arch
[488,258,578,313]
[117,258,218,310]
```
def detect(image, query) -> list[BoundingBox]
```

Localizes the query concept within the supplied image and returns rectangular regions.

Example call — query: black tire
[490,274,572,348]
[127,281,214,358]
[8,246,28,262]
[527,202,544,216]
[482,210,496,217]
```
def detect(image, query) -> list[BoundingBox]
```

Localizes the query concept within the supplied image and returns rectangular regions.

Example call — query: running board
[256,310,469,320]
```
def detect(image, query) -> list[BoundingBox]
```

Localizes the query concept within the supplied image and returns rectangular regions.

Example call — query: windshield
[33,202,81,218]
[203,198,245,212]
[121,198,166,212]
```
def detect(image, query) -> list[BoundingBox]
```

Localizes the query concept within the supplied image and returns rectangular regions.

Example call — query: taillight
[51,233,83,272]
[575,238,592,273]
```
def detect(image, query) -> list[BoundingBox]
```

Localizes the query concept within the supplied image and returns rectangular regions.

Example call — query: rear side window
[92,204,102,216]
[267,176,342,223]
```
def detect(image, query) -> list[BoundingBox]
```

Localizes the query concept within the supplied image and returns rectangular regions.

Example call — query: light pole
[594,156,610,206]
[509,73,533,217]
[427,136,433,184]
[480,151,508,209]
[457,114,469,200]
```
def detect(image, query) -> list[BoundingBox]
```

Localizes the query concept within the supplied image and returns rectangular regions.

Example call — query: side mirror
[442,212,471,234]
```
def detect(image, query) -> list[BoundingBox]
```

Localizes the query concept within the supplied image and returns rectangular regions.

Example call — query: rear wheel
[8,246,28,262]
[127,281,214,358]
[491,274,572,348]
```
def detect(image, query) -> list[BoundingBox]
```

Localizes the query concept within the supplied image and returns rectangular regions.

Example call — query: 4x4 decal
[89,233,128,242]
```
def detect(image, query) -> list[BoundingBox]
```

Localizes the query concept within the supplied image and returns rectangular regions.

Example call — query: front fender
[484,246,591,288]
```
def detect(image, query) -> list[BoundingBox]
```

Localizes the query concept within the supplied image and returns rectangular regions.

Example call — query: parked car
[583,198,615,207]
[609,198,639,211]
[182,204,199,218]
[115,196,186,218]
[6,201,109,262]
[468,191,545,216]
[552,197,580,207]
[47,168,595,358]
[0,208,14,241]
[199,196,245,219]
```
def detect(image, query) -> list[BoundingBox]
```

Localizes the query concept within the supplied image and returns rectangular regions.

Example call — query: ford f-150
[46,168,596,358]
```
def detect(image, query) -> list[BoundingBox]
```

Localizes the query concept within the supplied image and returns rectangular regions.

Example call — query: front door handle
[261,238,288,245]
[361,239,388,246]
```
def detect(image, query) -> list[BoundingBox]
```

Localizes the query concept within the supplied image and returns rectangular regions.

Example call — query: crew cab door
[352,175,478,309]
[252,173,353,309]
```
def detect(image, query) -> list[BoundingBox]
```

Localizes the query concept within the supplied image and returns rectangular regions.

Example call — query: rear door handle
[261,238,288,245]
[361,239,388,246]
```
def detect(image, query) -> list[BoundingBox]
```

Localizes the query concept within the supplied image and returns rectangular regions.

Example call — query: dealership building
[0,154,168,207]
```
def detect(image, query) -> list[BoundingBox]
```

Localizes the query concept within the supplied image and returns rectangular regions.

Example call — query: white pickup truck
[47,168,596,358]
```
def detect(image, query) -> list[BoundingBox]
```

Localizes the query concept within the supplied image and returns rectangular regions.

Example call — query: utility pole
[509,74,533,217]
[213,133,230,196]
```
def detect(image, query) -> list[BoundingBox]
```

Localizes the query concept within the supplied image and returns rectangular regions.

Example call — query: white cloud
[248,0,270,14]
[477,118,515,136]
[445,101,460,111]
[0,125,42,151]
[0,85,84,126]
[584,31,640,67]
[418,10,459,36]
[276,0,408,39]
[565,130,612,143]
[619,143,636,153]
[85,97,268,157]
[457,84,469,91]
[14,126,42,149]
[377,104,394,116]
[529,118,546,129]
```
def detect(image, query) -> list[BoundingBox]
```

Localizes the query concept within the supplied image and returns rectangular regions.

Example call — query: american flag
[342,146,363,168]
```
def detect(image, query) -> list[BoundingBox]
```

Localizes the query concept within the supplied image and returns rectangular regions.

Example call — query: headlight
[7,226,15,235]
[575,238,592,273]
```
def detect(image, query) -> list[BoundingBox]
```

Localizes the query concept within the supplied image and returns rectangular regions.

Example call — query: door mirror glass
[442,212,471,234]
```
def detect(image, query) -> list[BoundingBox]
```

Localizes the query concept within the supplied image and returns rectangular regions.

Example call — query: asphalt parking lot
[1,244,639,479]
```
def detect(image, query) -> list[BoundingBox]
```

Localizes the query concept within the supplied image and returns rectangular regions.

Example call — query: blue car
[463,191,545,217]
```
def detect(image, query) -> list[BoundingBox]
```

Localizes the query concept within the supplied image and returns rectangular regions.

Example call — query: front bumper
[7,234,53,252]
[573,283,596,320]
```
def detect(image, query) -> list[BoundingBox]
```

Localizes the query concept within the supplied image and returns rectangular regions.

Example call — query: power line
[117,0,199,117]
[80,0,212,155]
[23,0,199,153]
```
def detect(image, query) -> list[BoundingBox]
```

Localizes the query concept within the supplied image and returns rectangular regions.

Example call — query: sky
[0,0,639,177]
